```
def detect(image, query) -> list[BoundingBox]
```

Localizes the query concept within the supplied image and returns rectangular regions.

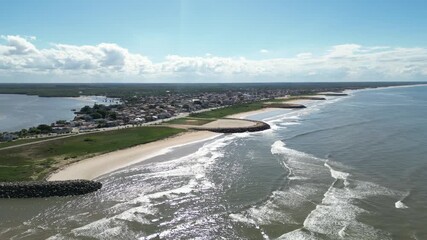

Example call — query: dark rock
[263,103,306,109]
[298,96,327,100]
[0,180,102,198]
[323,93,348,96]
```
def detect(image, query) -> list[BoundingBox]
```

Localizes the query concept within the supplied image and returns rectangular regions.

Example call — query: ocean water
[0,85,426,239]
[0,94,118,132]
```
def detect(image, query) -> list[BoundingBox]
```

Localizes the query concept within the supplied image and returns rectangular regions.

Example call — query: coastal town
[0,87,336,142]
[0,83,369,143]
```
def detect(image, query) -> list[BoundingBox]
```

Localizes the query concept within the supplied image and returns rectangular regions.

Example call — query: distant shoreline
[0,82,424,98]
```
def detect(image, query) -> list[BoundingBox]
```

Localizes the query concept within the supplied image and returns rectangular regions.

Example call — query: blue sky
[1,0,427,82]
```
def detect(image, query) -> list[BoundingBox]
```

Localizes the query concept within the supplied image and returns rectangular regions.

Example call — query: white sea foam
[338,225,347,238]
[68,135,235,239]
[324,162,350,186]
[270,140,287,155]
[395,191,410,209]
[230,140,331,232]
[229,213,257,225]
[269,123,283,130]
[262,112,295,122]
[395,200,409,209]
[265,115,300,125]
[70,217,125,239]
[277,229,318,240]
[233,131,253,138]
[279,122,301,126]
[281,163,397,239]
[261,140,399,239]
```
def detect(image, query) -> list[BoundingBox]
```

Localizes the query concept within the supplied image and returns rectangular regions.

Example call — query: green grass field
[165,117,215,125]
[189,102,265,119]
[0,126,185,181]
[188,95,321,119]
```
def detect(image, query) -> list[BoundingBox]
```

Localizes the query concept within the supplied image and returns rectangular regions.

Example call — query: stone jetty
[263,103,307,109]
[298,96,327,100]
[0,180,102,198]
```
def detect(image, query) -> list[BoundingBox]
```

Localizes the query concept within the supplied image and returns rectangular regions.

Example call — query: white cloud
[0,36,153,76]
[1,35,38,55]
[259,49,269,54]
[326,44,361,58]
[1,35,427,82]
[296,52,313,59]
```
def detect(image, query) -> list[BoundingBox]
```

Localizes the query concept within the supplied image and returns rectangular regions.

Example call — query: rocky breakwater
[323,93,348,96]
[191,118,270,133]
[263,103,307,109]
[0,180,102,198]
[298,96,327,100]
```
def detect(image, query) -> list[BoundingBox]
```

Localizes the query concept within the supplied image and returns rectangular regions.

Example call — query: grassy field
[165,117,215,125]
[188,95,320,119]
[189,102,265,119]
[0,126,185,181]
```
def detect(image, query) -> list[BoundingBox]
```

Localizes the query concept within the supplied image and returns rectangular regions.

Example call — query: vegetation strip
[189,102,265,119]
[165,117,215,126]
[191,118,271,133]
[0,126,185,182]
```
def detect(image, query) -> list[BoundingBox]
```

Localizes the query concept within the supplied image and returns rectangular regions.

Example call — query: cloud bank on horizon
[1,35,427,83]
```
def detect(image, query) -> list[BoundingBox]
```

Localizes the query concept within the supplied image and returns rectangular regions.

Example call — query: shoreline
[47,131,220,181]
[48,98,313,181]
[44,84,426,181]
[344,83,427,94]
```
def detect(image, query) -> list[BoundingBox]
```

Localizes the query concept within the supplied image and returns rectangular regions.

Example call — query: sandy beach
[197,118,258,128]
[48,131,220,181]
[49,96,328,181]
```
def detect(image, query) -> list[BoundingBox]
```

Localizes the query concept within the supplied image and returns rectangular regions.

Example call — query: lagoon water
[0,94,117,132]
[1,85,426,239]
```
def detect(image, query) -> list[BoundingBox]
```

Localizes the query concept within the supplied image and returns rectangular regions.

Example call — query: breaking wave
[11,135,238,240]
[395,191,410,209]
[230,140,402,239]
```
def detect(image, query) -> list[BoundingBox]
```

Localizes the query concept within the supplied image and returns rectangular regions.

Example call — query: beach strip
[48,131,219,181]
[48,96,331,181]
